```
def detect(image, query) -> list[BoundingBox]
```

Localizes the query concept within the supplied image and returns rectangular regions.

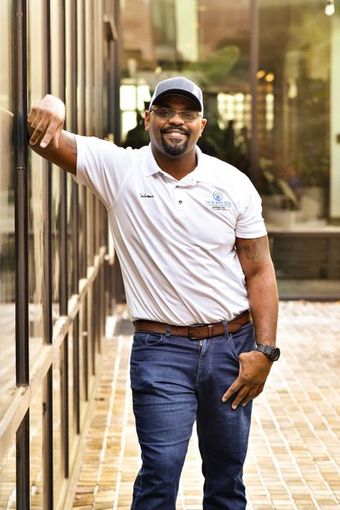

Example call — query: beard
[161,138,189,156]
[160,127,191,157]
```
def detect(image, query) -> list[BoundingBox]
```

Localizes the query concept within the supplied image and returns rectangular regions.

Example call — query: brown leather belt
[133,310,252,340]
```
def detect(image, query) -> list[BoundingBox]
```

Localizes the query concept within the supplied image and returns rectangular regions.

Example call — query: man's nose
[169,111,184,124]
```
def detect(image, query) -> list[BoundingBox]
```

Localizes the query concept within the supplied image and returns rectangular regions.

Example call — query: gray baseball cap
[149,76,204,113]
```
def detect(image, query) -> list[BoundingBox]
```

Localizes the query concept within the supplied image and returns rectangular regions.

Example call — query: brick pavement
[72,302,340,510]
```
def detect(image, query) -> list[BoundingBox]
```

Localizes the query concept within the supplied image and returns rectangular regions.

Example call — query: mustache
[161,126,191,136]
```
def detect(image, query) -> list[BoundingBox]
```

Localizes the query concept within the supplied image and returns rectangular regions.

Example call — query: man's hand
[27,95,76,174]
[28,94,65,148]
[222,351,273,409]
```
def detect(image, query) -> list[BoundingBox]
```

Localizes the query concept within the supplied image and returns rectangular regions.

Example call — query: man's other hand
[222,351,273,409]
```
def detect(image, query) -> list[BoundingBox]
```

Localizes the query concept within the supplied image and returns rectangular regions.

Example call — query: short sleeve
[74,135,134,210]
[235,178,267,238]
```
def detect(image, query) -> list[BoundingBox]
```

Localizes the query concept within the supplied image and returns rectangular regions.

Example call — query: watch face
[270,347,280,361]
[256,344,280,361]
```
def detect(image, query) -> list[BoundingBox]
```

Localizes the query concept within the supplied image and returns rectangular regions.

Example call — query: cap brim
[151,90,202,111]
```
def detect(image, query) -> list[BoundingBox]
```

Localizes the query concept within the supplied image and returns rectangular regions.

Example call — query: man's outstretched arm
[28,94,77,174]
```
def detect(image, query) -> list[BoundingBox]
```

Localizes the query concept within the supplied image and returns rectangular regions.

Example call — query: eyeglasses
[151,106,201,122]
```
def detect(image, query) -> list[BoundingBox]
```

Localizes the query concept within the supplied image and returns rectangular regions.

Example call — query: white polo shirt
[75,136,267,325]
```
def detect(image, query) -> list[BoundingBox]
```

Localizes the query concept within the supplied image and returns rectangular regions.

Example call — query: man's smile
[161,127,191,144]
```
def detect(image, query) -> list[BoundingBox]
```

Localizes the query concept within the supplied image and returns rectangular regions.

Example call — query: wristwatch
[254,344,280,361]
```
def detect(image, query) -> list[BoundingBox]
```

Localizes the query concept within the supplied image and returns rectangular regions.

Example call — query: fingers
[221,350,273,410]
[222,378,241,404]
[222,379,264,410]
[29,118,60,147]
[222,382,250,410]
[28,95,65,148]
[231,389,250,410]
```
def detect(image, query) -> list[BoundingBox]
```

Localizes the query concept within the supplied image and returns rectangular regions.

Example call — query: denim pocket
[132,332,165,350]
[229,323,256,360]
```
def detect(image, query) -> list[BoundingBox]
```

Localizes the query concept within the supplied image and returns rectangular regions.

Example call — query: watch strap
[254,343,280,361]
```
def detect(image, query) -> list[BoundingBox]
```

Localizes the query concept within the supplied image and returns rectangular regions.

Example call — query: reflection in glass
[0,443,16,509]
[52,166,61,322]
[28,1,48,354]
[67,173,74,296]
[258,0,331,229]
[121,0,251,170]
[30,385,43,508]
[53,353,62,496]
[257,1,340,298]
[28,150,45,346]
[67,322,78,471]
[121,0,340,296]
[79,303,87,420]
[121,0,335,228]
[78,185,87,279]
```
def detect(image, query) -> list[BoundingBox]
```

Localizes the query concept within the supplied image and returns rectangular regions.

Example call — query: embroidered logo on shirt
[140,193,154,198]
[206,191,231,211]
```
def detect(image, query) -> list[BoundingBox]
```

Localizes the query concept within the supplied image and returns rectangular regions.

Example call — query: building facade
[0,1,120,508]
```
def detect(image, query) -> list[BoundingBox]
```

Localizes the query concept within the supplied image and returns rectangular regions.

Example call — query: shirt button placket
[174,185,186,215]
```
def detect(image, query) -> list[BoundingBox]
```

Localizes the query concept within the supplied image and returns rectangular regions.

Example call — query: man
[28,76,279,510]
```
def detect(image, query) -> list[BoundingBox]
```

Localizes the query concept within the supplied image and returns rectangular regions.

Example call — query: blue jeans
[130,322,255,510]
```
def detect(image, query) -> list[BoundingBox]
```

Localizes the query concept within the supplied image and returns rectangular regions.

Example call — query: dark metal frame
[13,1,30,508]
[14,1,29,388]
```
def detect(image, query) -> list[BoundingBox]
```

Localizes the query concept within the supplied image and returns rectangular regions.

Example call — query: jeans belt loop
[165,324,171,337]
[222,319,228,336]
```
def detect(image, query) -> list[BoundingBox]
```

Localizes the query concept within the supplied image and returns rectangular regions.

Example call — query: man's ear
[200,118,208,136]
[144,110,151,130]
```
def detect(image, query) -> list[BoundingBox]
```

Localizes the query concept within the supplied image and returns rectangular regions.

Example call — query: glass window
[121,0,340,298]
[65,0,77,297]
[67,321,78,470]
[30,385,43,508]
[258,0,332,229]
[79,303,88,421]
[258,0,340,298]
[51,168,61,321]
[121,0,251,164]
[53,352,63,497]
[28,0,49,356]
[0,442,16,509]
[50,0,66,323]
[0,0,16,419]
[67,173,74,295]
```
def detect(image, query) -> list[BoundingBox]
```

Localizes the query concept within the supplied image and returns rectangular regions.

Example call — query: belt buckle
[188,325,203,340]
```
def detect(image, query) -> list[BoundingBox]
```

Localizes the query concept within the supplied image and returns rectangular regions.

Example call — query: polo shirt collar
[143,144,210,184]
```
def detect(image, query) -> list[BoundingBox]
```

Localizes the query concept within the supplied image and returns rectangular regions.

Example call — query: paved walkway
[72,302,340,510]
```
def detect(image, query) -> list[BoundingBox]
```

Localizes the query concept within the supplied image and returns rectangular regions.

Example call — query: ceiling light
[256,70,266,79]
[325,0,335,16]
[265,73,275,83]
